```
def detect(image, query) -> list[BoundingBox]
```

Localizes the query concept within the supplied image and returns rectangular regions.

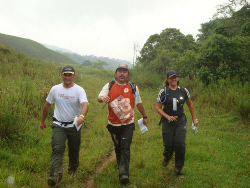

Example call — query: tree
[198,3,250,41]
[138,28,196,72]
[197,34,250,84]
[82,60,92,67]
[213,0,249,19]
[241,21,250,36]
[92,60,108,69]
[138,33,160,66]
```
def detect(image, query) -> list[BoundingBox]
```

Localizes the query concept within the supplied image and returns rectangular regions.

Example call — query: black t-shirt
[157,86,190,116]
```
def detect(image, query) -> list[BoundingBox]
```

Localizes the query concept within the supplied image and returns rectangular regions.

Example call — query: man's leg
[118,124,134,180]
[107,124,122,166]
[67,127,81,176]
[49,124,67,185]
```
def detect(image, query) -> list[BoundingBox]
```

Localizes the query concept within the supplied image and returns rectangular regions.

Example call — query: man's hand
[193,118,198,127]
[143,118,148,126]
[40,122,46,130]
[77,116,85,126]
[102,96,110,103]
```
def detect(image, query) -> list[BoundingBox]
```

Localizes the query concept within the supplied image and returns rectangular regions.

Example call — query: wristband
[143,116,148,119]
[80,115,85,119]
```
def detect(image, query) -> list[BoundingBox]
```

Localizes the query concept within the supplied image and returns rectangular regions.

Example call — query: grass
[95,90,250,188]
[0,45,249,187]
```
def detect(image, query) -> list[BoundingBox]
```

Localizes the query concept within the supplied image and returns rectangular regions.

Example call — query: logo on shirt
[124,88,129,93]
[58,93,75,100]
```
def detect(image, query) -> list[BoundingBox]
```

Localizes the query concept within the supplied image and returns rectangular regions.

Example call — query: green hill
[0,33,76,64]
[61,52,132,70]
[44,44,133,70]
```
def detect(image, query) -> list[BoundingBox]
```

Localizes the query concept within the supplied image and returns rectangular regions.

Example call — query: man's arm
[136,103,148,125]
[40,101,52,130]
[97,83,110,103]
[77,102,89,125]
[97,96,110,103]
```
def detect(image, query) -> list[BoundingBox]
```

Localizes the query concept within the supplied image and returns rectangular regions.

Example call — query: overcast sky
[0,0,230,62]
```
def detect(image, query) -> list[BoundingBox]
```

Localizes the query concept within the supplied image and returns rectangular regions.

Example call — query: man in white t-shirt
[40,65,88,186]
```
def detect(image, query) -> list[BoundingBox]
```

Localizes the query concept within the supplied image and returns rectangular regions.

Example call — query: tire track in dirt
[85,148,116,188]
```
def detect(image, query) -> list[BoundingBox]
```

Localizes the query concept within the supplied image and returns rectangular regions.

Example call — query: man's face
[61,73,75,86]
[115,68,129,84]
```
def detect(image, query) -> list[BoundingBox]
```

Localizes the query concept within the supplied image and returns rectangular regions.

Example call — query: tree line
[136,1,250,85]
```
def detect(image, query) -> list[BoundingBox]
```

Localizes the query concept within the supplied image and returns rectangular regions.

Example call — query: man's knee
[52,145,65,154]
[174,142,186,154]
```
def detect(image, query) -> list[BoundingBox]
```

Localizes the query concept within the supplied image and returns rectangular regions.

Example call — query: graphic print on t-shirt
[58,93,76,100]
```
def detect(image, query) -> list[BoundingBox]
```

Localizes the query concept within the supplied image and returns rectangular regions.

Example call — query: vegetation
[60,52,132,70]
[0,32,131,71]
[0,44,249,187]
[0,44,115,187]
[0,1,249,187]
[0,33,76,65]
[137,2,250,85]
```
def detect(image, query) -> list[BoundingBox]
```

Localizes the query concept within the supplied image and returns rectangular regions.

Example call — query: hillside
[44,44,132,70]
[0,33,76,64]
[62,52,132,70]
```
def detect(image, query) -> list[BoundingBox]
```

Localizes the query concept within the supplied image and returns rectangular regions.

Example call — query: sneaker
[119,174,129,184]
[162,158,169,167]
[47,176,57,186]
[175,171,185,178]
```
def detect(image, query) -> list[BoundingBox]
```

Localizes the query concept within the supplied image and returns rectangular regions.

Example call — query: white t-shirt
[46,83,88,127]
[98,82,142,126]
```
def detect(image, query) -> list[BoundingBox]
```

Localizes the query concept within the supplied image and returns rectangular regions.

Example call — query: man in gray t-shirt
[40,66,88,186]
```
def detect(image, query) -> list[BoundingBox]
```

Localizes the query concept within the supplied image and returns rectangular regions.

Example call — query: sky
[0,0,230,62]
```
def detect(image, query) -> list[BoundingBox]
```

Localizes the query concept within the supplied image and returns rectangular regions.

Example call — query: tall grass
[131,68,250,121]
[0,45,115,187]
[0,45,249,187]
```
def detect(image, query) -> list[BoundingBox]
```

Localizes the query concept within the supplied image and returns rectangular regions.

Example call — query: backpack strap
[159,87,169,103]
[108,80,116,91]
[109,80,137,96]
[128,81,137,97]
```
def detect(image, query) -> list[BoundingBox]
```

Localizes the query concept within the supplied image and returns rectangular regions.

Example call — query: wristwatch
[143,116,148,119]
[80,115,85,119]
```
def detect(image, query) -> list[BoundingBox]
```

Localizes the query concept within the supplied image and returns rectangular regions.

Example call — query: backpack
[158,86,186,125]
[159,86,185,103]
[108,80,137,98]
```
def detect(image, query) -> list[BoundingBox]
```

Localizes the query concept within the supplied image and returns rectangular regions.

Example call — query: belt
[53,117,73,127]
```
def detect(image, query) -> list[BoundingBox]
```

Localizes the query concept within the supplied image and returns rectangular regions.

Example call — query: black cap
[167,70,179,78]
[61,66,75,74]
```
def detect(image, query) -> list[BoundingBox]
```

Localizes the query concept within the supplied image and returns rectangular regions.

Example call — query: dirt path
[85,148,116,188]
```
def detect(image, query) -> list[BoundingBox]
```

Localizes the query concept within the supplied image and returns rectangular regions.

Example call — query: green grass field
[0,46,249,187]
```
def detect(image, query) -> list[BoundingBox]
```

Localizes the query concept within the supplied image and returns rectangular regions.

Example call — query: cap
[61,66,75,74]
[167,70,179,78]
[116,64,129,71]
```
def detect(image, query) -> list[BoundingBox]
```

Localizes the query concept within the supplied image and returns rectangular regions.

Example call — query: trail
[85,148,116,188]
